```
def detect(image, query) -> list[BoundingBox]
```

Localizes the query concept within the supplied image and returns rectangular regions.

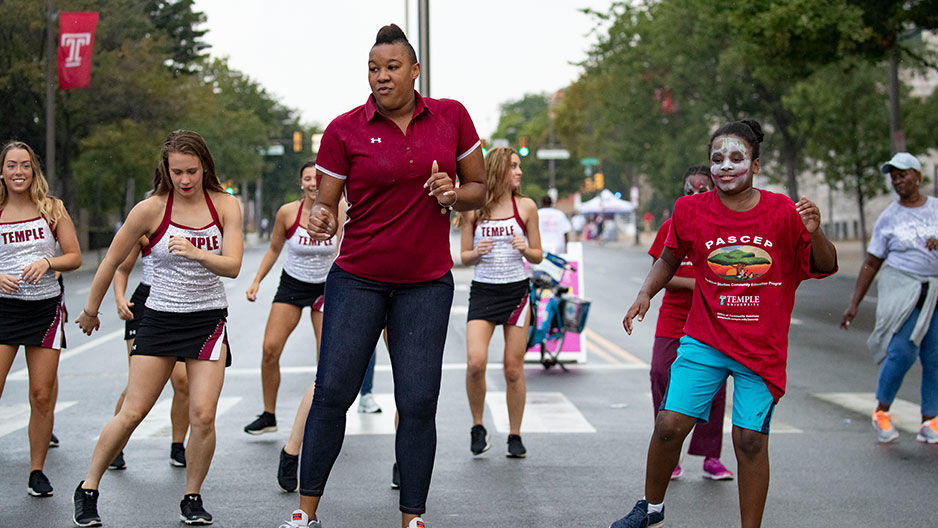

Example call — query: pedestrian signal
[293,131,302,153]
[594,172,604,189]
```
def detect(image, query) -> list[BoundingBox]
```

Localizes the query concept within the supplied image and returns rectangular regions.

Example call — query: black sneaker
[244,411,277,435]
[180,493,213,525]
[609,499,664,528]
[506,434,527,458]
[391,461,400,490]
[27,469,53,497]
[49,432,60,448]
[470,424,490,455]
[170,442,187,467]
[73,482,101,527]
[109,450,126,470]
[277,448,299,493]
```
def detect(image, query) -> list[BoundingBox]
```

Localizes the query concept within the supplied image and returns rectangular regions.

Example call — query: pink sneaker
[702,457,734,480]
[670,463,683,480]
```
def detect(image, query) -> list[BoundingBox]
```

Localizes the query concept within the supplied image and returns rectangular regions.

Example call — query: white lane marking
[345,393,397,435]
[814,392,922,434]
[134,396,241,439]
[485,391,596,433]
[224,362,648,377]
[0,401,77,439]
[454,284,470,293]
[7,330,124,381]
[451,305,468,315]
[76,286,91,295]
[790,318,803,325]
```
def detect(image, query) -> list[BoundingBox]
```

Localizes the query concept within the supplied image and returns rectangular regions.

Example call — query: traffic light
[224,179,235,194]
[481,139,487,157]
[518,136,529,157]
[584,177,594,192]
[594,172,604,189]
[293,131,302,153]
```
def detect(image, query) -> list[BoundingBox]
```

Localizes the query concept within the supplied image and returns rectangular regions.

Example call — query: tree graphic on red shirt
[707,247,771,281]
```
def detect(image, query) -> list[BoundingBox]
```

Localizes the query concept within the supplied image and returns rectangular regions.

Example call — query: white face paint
[710,137,751,177]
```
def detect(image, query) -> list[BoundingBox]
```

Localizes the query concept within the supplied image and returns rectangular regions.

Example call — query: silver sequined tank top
[283,199,335,284]
[472,196,528,284]
[143,193,227,312]
[0,213,60,300]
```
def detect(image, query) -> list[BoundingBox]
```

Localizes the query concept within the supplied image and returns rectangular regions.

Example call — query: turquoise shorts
[662,336,775,433]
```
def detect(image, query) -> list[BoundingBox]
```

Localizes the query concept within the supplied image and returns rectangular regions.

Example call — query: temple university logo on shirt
[719,295,761,307]
[371,137,382,143]
[706,245,773,281]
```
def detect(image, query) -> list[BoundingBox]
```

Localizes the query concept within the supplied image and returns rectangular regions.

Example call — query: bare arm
[246,204,291,301]
[623,248,681,334]
[308,172,345,240]
[76,200,159,334]
[840,253,884,329]
[112,238,144,320]
[459,212,488,266]
[20,201,82,283]
[797,196,837,273]
[515,198,543,264]
[651,255,695,291]
[168,193,243,278]
[451,147,486,211]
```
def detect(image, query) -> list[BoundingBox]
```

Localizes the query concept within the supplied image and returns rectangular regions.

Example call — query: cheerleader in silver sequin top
[0,140,82,499]
[459,147,542,458]
[73,130,243,525]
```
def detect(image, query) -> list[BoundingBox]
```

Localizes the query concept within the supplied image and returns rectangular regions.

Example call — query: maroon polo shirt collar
[364,91,431,123]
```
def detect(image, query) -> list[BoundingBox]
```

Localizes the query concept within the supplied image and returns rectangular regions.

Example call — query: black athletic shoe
[244,411,277,435]
[506,434,527,458]
[49,432,60,448]
[470,424,491,455]
[27,469,53,497]
[180,493,213,525]
[277,448,299,493]
[109,450,126,470]
[391,461,400,490]
[170,442,187,467]
[73,482,101,527]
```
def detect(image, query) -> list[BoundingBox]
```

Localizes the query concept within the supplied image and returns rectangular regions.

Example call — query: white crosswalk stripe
[485,391,597,433]
[814,392,923,434]
[0,401,77,438]
[133,396,242,439]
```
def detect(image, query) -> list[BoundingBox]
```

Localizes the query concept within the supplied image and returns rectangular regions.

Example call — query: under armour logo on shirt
[371,137,382,143]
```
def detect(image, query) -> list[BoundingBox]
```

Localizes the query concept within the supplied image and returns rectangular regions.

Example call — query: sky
[192,0,615,137]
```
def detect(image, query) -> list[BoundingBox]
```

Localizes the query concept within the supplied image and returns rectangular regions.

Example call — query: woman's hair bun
[740,119,764,144]
[376,24,408,46]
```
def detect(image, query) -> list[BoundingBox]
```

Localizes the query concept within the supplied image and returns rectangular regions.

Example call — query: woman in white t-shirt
[841,152,938,445]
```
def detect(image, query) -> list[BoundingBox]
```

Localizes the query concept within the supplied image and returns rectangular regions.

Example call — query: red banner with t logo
[58,12,99,90]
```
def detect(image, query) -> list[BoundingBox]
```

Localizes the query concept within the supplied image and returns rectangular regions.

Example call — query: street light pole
[418,0,429,97]
[45,0,56,190]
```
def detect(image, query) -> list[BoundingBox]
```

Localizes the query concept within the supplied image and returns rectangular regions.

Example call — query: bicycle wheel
[540,328,566,369]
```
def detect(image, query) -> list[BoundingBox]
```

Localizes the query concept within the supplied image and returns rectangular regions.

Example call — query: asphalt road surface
[1,237,934,527]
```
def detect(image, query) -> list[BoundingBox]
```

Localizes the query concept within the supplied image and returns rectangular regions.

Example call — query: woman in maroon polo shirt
[277,24,485,528]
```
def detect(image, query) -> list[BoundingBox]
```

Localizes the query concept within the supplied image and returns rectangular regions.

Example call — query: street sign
[264,144,284,156]
[536,148,570,160]
[580,157,599,166]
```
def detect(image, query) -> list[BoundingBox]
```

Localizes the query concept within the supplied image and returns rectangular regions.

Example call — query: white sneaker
[358,393,382,414]
[407,518,426,528]
[279,509,322,527]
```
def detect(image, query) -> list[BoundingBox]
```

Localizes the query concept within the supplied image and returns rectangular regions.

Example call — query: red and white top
[665,190,836,401]
[143,193,227,313]
[472,196,528,284]
[648,218,694,339]
[0,212,59,300]
[283,199,335,284]
[315,93,480,283]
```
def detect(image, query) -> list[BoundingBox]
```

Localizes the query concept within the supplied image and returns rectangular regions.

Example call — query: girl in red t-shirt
[614,120,837,528]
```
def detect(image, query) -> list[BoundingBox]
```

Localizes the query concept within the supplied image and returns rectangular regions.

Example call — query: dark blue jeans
[299,265,454,515]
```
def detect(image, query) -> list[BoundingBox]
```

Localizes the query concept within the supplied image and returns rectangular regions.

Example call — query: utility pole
[887,47,906,154]
[45,0,56,190]
[418,0,429,96]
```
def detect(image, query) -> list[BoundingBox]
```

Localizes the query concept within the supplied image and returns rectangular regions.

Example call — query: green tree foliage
[784,58,891,250]
[0,0,312,241]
